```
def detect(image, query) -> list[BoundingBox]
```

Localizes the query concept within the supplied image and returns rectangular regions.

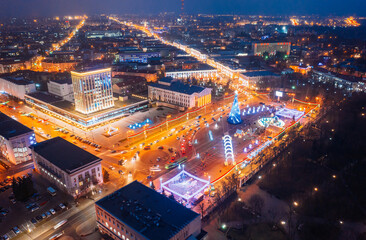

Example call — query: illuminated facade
[148,77,212,108]
[0,112,35,165]
[71,68,114,115]
[252,42,291,56]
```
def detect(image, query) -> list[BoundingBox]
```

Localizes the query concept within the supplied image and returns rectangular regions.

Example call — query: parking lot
[0,171,73,239]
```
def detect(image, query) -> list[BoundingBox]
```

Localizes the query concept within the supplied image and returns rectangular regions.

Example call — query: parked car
[59,203,66,209]
[12,226,20,234]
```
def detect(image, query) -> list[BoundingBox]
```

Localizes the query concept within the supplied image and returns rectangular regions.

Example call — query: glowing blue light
[209,130,213,141]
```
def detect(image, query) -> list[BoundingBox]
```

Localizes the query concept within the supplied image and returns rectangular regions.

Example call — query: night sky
[1,0,365,17]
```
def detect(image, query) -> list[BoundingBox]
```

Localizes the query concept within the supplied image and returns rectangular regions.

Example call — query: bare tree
[198,203,205,219]
[248,194,265,215]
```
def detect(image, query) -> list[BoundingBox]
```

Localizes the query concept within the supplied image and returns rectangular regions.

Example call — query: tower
[181,0,184,18]
[227,92,242,125]
[71,68,114,115]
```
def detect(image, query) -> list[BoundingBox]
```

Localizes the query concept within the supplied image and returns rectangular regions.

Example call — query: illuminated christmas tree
[227,92,242,124]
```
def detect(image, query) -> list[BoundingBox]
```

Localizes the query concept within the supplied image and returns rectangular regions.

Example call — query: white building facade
[148,79,212,108]
[0,112,35,165]
[0,77,36,99]
[31,137,103,197]
[47,79,74,102]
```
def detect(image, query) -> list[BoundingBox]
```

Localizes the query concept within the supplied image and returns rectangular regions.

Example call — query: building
[25,91,149,130]
[95,181,205,240]
[31,137,103,197]
[71,68,114,115]
[0,59,31,73]
[116,52,161,63]
[289,64,312,75]
[252,42,291,57]
[311,68,366,92]
[148,77,212,108]
[241,70,281,88]
[0,76,36,99]
[47,78,74,102]
[0,112,35,165]
[41,60,78,72]
[112,75,147,96]
[165,67,218,81]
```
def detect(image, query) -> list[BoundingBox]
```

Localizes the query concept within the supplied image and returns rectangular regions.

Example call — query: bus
[47,187,57,196]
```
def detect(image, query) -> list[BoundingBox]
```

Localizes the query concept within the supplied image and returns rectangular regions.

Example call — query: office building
[47,78,74,102]
[252,42,291,57]
[71,68,114,114]
[31,137,103,197]
[116,51,161,63]
[0,76,36,100]
[95,181,205,240]
[148,77,212,108]
[0,112,35,165]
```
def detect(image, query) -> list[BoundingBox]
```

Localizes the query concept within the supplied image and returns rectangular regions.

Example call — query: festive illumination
[128,118,152,129]
[276,108,304,120]
[258,116,285,128]
[161,170,209,201]
[227,92,242,124]
[223,135,235,165]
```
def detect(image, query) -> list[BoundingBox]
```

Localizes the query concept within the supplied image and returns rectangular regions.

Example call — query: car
[110,150,116,153]
[31,218,37,224]
[143,146,151,150]
[31,206,40,212]
[109,166,115,170]
[36,215,43,221]
[158,146,164,150]
[118,170,125,175]
[10,199,16,204]
[120,150,128,154]
[46,211,51,217]
[50,208,56,215]
[94,148,100,152]
[41,213,46,219]
[130,146,137,150]
[0,211,8,216]
[12,226,20,234]
[2,234,9,240]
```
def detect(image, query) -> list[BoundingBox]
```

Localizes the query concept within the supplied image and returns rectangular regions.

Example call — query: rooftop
[242,70,280,77]
[31,137,101,174]
[150,80,206,95]
[0,76,34,86]
[0,112,33,140]
[96,181,200,240]
[49,78,72,85]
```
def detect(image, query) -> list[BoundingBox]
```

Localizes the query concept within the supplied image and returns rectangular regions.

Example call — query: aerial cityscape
[0,1,365,240]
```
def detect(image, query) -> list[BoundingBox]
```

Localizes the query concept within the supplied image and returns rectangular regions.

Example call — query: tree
[169,193,175,201]
[248,194,265,215]
[198,203,205,218]
[103,169,110,183]
[150,181,156,190]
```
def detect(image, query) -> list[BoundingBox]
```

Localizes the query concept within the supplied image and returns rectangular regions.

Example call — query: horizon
[1,0,365,17]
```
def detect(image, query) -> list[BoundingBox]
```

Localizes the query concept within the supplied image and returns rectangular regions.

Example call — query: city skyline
[1,0,366,17]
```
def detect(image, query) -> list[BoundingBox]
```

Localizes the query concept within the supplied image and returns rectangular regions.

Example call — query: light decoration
[227,92,242,125]
[161,170,210,201]
[128,118,152,129]
[211,102,320,184]
[258,117,285,128]
[209,130,214,141]
[276,108,304,120]
[223,135,235,165]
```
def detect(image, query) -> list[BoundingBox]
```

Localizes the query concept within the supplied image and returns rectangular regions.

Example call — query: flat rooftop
[149,81,206,95]
[26,91,145,119]
[0,112,33,140]
[96,181,200,240]
[0,76,34,86]
[31,137,100,174]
